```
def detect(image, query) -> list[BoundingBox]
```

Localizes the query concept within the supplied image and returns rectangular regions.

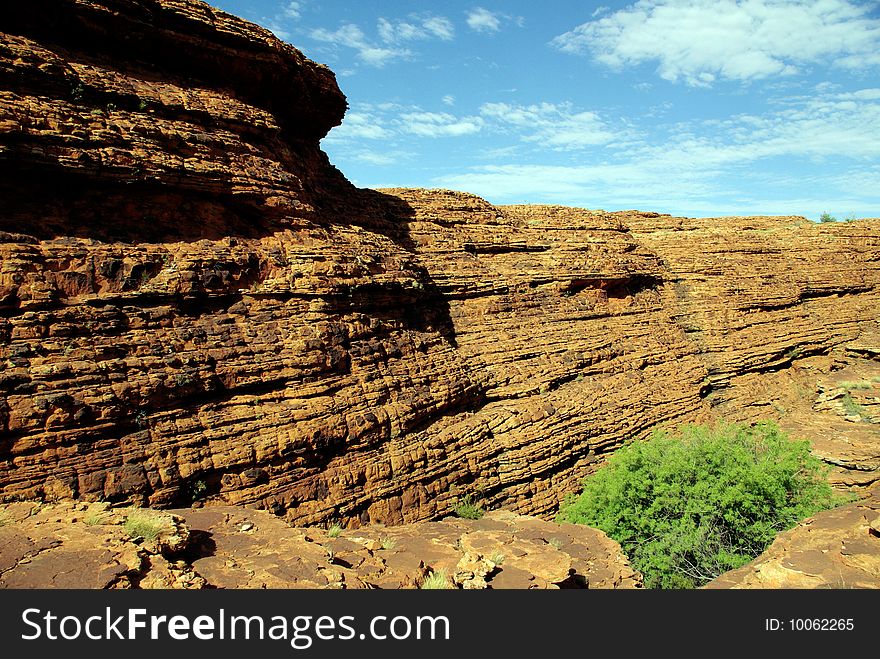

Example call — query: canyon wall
[1,0,878,528]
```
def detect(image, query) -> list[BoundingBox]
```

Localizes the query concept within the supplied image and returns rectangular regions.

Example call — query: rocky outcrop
[0,501,641,589]
[1,0,879,533]
[707,485,880,588]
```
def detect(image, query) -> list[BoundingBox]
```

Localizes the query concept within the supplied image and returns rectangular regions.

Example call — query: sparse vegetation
[69,82,85,103]
[841,394,868,418]
[420,570,451,589]
[175,372,195,388]
[327,524,343,538]
[379,536,396,551]
[124,509,170,541]
[819,212,836,223]
[189,479,207,501]
[453,495,484,520]
[558,421,844,589]
[838,380,872,390]
[135,410,149,429]
[784,346,803,361]
[84,510,111,526]
[547,537,564,550]
[488,552,505,566]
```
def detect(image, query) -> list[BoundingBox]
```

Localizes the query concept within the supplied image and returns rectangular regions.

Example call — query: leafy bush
[819,212,836,223]
[558,422,842,588]
[453,495,484,520]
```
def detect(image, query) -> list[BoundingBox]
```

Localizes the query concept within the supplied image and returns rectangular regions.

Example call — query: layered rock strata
[1,0,878,531]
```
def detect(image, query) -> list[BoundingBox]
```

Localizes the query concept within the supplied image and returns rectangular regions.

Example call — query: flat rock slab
[0,502,200,589]
[707,486,880,588]
[0,502,142,588]
[0,502,642,589]
[169,507,641,589]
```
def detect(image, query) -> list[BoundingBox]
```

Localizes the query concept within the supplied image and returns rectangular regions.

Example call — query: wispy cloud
[551,0,880,86]
[434,86,880,213]
[399,111,484,137]
[377,15,455,42]
[262,1,306,40]
[479,102,621,149]
[310,23,412,67]
[323,111,393,140]
[310,12,454,67]
[466,7,501,33]
[282,1,303,20]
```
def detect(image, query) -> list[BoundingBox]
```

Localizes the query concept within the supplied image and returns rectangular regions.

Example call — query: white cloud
[466,7,501,33]
[310,24,411,67]
[399,111,484,137]
[377,15,454,43]
[479,102,620,149]
[323,112,392,141]
[442,95,456,106]
[282,1,303,20]
[551,0,880,86]
[310,12,453,67]
[352,150,410,166]
[423,16,456,41]
[434,86,880,212]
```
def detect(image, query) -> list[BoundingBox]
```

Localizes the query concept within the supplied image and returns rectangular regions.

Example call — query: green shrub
[558,421,842,589]
[819,212,836,223]
[327,524,343,538]
[453,495,484,520]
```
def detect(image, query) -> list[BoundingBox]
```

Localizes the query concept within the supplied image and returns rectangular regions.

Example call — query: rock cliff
[1,0,879,535]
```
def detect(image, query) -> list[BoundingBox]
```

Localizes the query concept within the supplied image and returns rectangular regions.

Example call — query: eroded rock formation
[706,486,880,588]
[0,501,641,589]
[1,0,879,537]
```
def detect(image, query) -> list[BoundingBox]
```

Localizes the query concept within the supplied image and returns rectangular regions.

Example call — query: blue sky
[211,1,880,219]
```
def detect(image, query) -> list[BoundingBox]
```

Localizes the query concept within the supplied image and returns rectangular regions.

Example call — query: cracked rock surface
[0,502,640,589]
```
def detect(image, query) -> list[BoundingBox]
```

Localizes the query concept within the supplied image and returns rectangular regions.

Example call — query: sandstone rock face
[707,486,880,588]
[0,502,641,589]
[1,0,879,533]
[0,501,203,588]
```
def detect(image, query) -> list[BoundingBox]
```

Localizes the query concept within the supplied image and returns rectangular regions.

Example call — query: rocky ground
[0,501,641,589]
[707,486,880,588]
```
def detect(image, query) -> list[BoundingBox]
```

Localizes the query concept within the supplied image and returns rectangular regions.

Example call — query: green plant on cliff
[819,212,836,223]
[840,394,867,418]
[453,495,484,520]
[558,421,843,589]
